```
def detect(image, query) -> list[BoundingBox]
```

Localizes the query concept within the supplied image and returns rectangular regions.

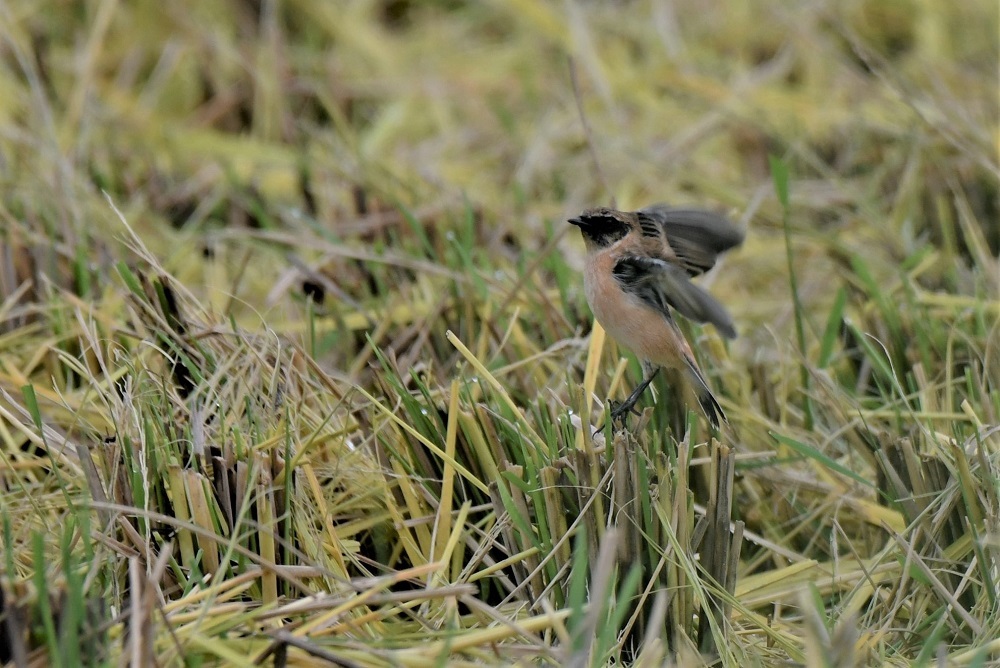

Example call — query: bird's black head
[568,208,631,249]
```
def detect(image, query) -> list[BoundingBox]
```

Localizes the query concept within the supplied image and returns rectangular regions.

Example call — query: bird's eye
[578,215,618,230]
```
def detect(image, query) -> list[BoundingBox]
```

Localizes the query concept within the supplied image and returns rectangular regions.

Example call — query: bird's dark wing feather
[613,255,737,338]
[637,204,744,276]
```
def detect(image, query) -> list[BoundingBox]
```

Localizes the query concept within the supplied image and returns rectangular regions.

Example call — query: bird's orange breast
[583,250,690,370]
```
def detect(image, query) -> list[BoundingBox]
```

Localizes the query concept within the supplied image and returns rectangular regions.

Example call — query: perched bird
[568,204,744,428]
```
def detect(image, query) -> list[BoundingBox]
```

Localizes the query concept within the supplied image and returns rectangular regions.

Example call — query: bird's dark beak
[568,217,584,227]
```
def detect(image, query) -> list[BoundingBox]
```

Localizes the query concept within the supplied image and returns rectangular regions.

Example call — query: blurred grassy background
[0,0,997,665]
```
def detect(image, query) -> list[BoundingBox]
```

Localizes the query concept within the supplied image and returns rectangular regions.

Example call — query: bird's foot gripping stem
[593,398,643,435]
[609,398,642,422]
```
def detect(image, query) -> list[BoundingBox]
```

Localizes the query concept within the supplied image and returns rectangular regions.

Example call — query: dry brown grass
[0,0,997,665]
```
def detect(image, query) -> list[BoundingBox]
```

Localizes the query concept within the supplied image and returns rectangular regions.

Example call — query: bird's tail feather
[683,356,726,429]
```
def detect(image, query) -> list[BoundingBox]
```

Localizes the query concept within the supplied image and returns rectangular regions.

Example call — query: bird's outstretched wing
[613,255,737,338]
[636,205,744,277]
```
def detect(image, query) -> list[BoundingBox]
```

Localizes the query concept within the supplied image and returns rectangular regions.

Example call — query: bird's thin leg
[610,365,661,421]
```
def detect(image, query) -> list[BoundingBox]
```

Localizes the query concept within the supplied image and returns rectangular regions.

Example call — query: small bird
[568,204,743,428]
